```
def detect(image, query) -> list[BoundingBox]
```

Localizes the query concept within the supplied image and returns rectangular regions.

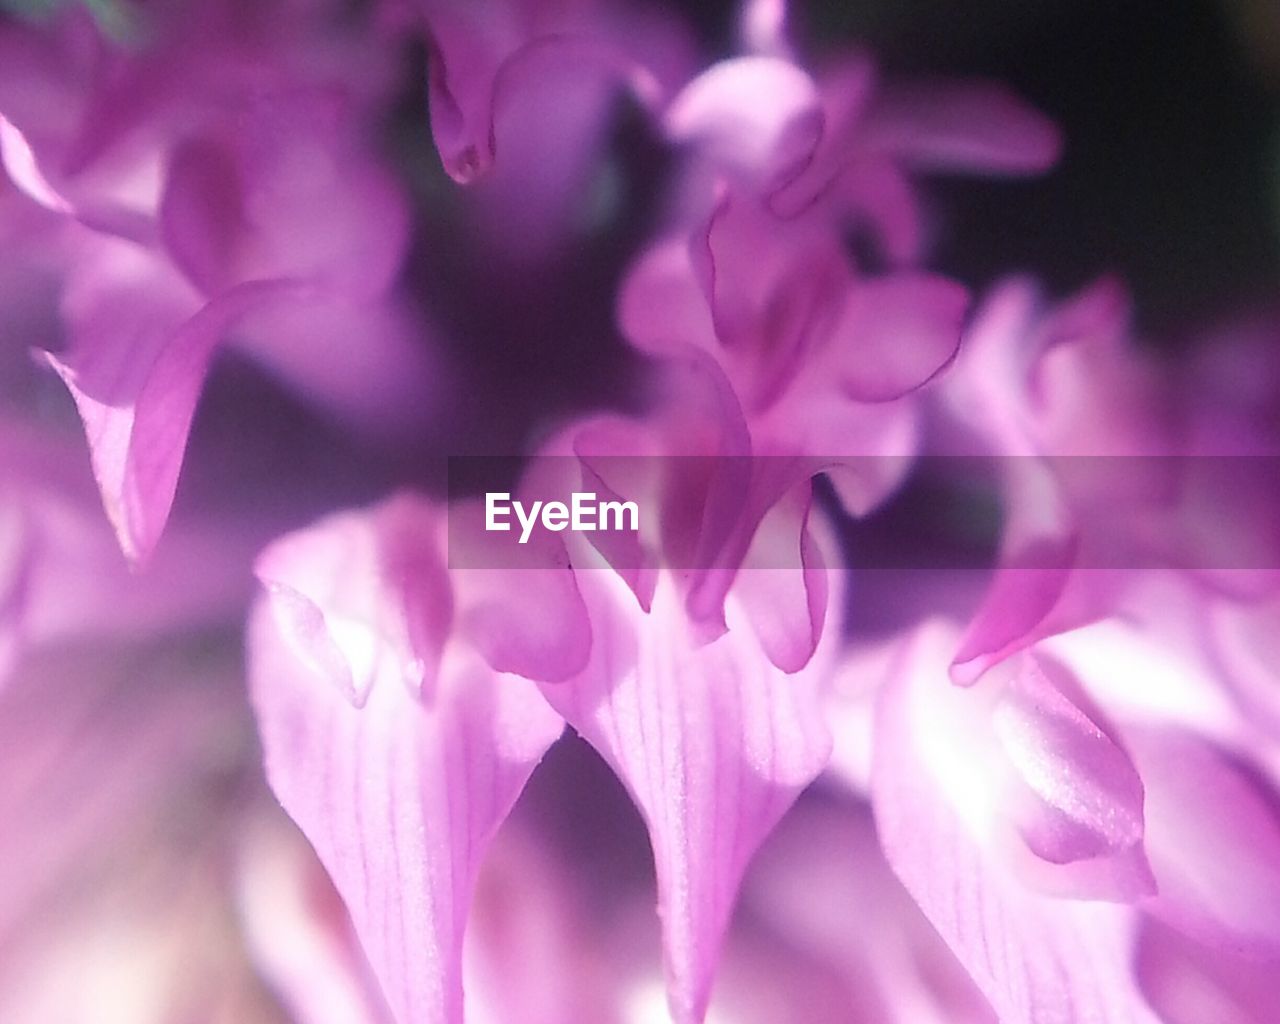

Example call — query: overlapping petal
[248,496,570,1024]
[871,621,1162,1024]
[537,521,842,1023]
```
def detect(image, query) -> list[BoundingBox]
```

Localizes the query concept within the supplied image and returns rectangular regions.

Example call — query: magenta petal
[692,188,842,381]
[836,156,924,266]
[538,562,839,1023]
[1127,728,1280,958]
[0,112,151,240]
[832,272,968,402]
[248,500,565,1024]
[449,498,592,683]
[159,136,245,295]
[863,81,1063,176]
[951,461,1080,684]
[43,246,289,563]
[873,624,1162,1024]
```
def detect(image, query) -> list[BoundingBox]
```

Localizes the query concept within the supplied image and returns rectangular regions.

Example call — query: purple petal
[862,81,1063,176]
[0,113,73,216]
[449,497,593,683]
[872,622,1162,1023]
[665,56,824,194]
[0,112,152,241]
[831,272,968,402]
[237,813,395,1024]
[537,556,841,1022]
[158,107,409,300]
[42,242,291,563]
[617,237,716,357]
[990,652,1154,900]
[248,499,565,1024]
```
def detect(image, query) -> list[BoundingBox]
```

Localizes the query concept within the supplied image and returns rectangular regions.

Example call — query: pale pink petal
[237,813,395,1024]
[538,548,841,1023]
[248,499,565,1024]
[732,483,828,673]
[989,652,1155,901]
[0,640,249,946]
[0,113,73,215]
[738,0,791,59]
[872,622,1162,1024]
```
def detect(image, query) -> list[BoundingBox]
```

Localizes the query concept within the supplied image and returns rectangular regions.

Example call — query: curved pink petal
[237,813,395,1024]
[1137,918,1280,1024]
[872,622,1163,1024]
[862,81,1063,177]
[989,652,1154,901]
[42,243,293,563]
[248,500,565,1024]
[423,1,665,184]
[537,546,841,1023]
[745,799,998,1024]
[1127,728,1280,958]
[950,534,1079,685]
[692,188,844,398]
[831,272,968,402]
[616,237,716,357]
[0,113,73,216]
[732,482,828,673]
[0,112,152,241]
[665,56,824,194]
[450,514,593,683]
